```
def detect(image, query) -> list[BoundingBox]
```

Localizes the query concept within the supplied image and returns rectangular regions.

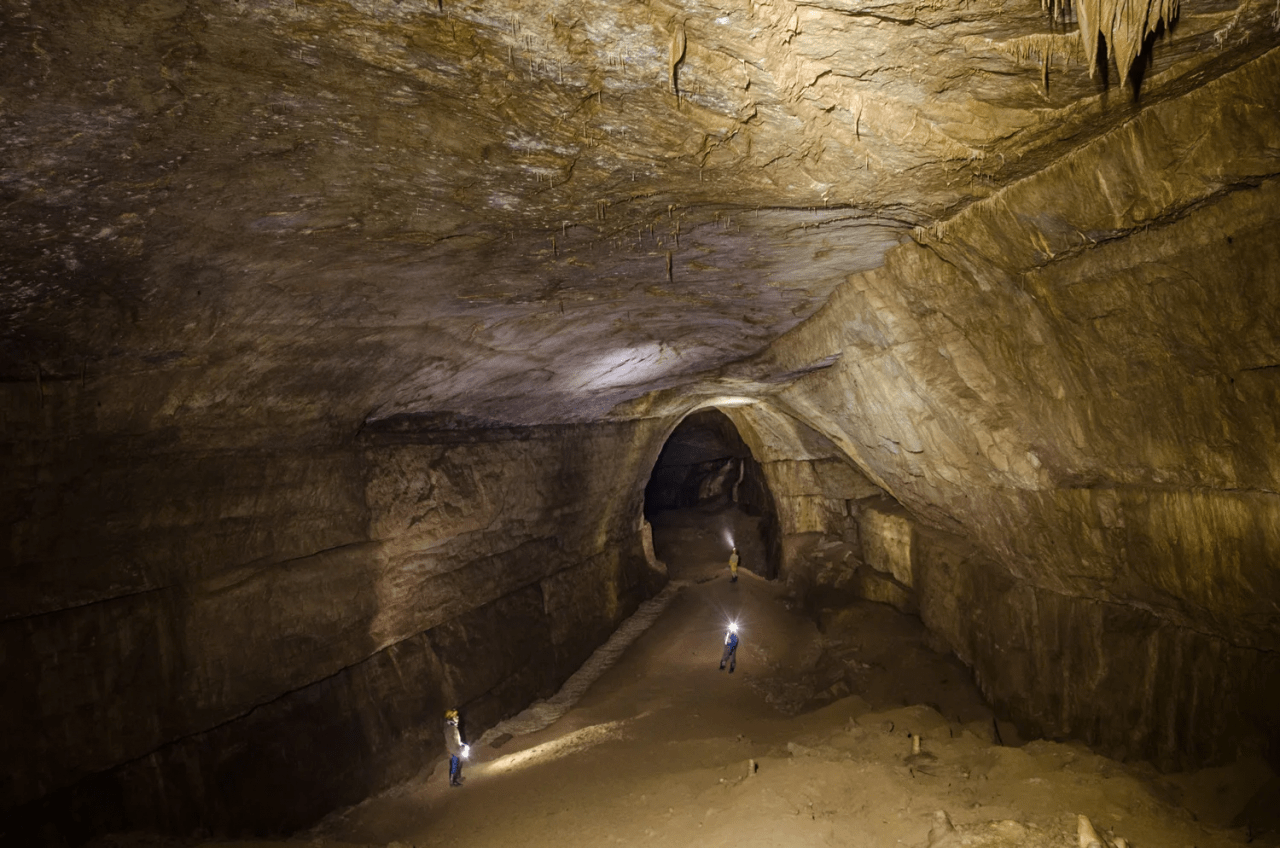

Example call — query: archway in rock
[643,408,782,580]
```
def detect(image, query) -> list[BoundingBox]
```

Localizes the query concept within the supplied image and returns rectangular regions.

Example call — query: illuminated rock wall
[726,405,899,608]
[0,419,666,841]
[753,48,1280,767]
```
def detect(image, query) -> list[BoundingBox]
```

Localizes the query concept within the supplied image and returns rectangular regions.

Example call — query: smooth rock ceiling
[3,0,1276,427]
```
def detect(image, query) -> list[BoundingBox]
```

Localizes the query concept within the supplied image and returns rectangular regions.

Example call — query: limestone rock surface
[3,0,1280,841]
[3,0,1276,428]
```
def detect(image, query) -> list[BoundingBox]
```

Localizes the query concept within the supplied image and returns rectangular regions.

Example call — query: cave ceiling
[2,0,1276,431]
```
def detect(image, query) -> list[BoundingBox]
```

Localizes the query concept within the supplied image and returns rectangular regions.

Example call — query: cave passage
[644,408,781,580]
[311,518,1267,848]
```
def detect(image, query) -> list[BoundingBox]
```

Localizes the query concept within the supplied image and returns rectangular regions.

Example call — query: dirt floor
[98,505,1278,848]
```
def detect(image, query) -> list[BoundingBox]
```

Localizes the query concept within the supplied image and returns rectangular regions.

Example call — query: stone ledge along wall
[746,47,1280,769]
[0,415,667,845]
[358,418,668,732]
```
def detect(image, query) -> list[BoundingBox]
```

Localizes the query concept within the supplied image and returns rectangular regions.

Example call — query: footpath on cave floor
[105,505,1276,848]
[296,505,1272,848]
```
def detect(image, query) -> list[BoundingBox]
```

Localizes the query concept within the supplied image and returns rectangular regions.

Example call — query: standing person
[728,546,740,582]
[719,622,739,673]
[444,709,468,787]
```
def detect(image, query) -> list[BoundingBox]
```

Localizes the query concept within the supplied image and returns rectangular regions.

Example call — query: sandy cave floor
[99,506,1277,848]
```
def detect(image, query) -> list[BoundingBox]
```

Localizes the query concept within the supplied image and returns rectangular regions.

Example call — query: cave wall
[359,420,668,729]
[746,47,1280,767]
[1,436,376,822]
[911,524,1280,771]
[0,415,666,843]
[722,405,900,607]
[727,405,924,614]
[722,401,1275,771]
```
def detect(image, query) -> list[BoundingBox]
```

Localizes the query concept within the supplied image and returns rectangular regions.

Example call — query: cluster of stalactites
[995,32,1087,65]
[1041,0,1077,25]
[1074,0,1181,84]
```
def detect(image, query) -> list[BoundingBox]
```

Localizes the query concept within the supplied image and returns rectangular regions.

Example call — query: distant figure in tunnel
[719,622,739,673]
[728,546,739,582]
[444,709,468,787]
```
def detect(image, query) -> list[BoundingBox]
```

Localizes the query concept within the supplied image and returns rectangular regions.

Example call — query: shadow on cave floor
[297,520,1275,848]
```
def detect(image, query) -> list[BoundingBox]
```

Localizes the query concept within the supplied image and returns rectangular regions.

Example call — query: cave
[644,406,782,580]
[2,0,1279,846]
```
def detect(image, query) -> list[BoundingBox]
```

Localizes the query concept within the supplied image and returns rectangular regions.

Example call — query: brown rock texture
[2,0,1279,841]
[2,419,667,841]
[739,45,1280,765]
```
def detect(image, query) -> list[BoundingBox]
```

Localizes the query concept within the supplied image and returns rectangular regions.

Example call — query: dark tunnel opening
[643,408,782,580]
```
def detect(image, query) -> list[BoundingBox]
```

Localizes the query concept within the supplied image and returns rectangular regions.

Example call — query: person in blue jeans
[444,709,468,786]
[719,622,739,673]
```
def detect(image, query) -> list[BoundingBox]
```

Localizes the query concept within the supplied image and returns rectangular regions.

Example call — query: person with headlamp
[444,708,469,787]
[719,621,740,673]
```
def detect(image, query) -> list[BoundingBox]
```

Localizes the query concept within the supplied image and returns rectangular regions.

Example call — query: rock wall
[0,416,667,844]
[912,525,1280,772]
[359,420,668,729]
[724,405,900,607]
[745,47,1280,767]
[733,410,1279,770]
[830,504,1280,771]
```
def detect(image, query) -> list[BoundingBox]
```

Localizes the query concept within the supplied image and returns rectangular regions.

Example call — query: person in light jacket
[728,546,740,582]
[444,709,468,787]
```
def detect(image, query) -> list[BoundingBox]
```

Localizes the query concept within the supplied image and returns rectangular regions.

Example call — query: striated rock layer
[1,419,667,842]
[731,46,1280,768]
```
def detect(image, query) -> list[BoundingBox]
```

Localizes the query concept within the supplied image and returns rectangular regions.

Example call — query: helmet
[444,709,459,721]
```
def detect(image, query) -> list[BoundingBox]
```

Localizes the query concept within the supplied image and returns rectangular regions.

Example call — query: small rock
[926,810,959,847]
[1077,814,1104,848]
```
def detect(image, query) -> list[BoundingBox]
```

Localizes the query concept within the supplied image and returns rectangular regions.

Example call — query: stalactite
[993,33,1086,67]
[1077,0,1179,83]
[1042,0,1076,25]
[668,21,687,96]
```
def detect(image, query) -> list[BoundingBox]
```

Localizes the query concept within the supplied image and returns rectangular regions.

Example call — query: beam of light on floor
[479,714,651,776]
[476,581,684,744]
